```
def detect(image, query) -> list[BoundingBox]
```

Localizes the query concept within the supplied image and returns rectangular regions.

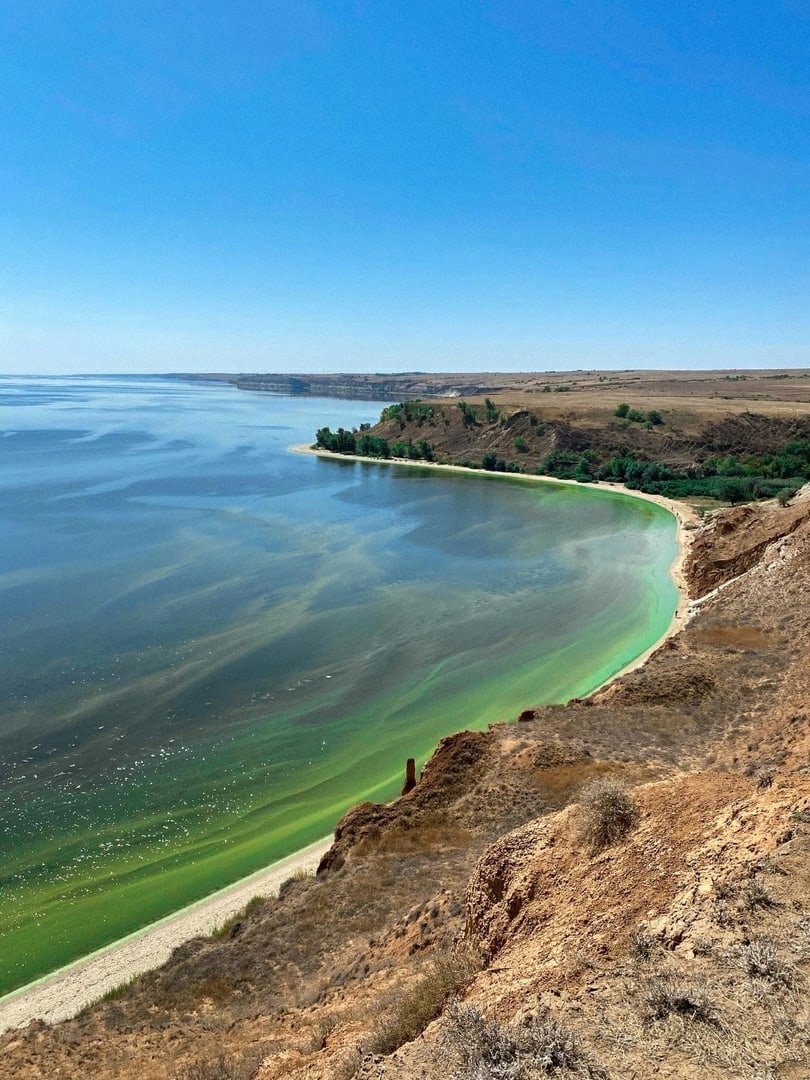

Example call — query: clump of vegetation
[539,438,810,502]
[315,426,357,453]
[484,397,500,422]
[369,946,482,1056]
[738,938,799,988]
[643,976,720,1025]
[457,400,478,426]
[613,403,664,425]
[629,929,655,961]
[578,778,640,851]
[315,427,435,462]
[513,436,529,453]
[391,437,435,461]
[741,878,777,911]
[178,1048,265,1080]
[381,400,435,425]
[482,452,523,473]
[442,1002,607,1078]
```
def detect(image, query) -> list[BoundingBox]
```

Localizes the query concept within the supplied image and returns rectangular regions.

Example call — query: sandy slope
[0,838,330,1031]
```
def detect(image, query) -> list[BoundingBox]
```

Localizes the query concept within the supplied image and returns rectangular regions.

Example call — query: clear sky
[1,2,808,374]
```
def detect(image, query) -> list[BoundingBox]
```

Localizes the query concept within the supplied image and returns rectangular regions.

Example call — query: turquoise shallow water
[0,376,678,994]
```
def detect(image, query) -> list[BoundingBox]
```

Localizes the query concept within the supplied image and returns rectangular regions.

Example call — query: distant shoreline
[0,443,696,1033]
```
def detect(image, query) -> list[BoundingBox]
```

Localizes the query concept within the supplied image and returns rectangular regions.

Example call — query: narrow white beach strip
[0,836,331,1032]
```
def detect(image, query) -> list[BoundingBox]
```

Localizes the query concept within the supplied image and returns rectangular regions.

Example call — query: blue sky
[1,1,808,373]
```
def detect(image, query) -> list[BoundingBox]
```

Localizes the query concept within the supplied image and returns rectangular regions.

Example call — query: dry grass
[442,1002,607,1078]
[175,1047,264,1080]
[210,895,266,941]
[368,945,483,1056]
[643,976,720,1025]
[578,779,640,851]
[738,938,801,988]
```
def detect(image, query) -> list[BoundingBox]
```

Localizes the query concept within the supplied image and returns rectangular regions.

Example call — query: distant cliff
[233,373,507,399]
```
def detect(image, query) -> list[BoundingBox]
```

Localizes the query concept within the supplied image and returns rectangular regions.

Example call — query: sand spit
[1,449,695,1034]
[0,838,330,1032]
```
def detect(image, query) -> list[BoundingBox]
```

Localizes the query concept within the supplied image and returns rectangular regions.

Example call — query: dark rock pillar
[401,757,417,796]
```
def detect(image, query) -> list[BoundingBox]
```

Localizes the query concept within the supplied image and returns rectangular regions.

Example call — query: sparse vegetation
[643,976,720,1025]
[177,1048,264,1080]
[369,946,482,1056]
[442,1002,607,1078]
[578,778,640,851]
[738,938,799,988]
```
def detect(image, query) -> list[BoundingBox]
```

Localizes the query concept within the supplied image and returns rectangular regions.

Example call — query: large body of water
[0,376,677,995]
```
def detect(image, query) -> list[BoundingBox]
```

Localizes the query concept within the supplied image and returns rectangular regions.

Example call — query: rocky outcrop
[685,495,810,596]
[317,729,492,874]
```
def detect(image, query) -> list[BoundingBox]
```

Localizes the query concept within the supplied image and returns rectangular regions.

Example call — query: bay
[0,375,677,994]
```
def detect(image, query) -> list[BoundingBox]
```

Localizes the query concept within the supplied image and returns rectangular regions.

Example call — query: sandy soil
[0,449,696,1035]
[0,838,330,1032]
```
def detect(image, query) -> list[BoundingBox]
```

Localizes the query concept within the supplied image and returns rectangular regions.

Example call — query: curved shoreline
[295,443,698,653]
[0,447,697,1033]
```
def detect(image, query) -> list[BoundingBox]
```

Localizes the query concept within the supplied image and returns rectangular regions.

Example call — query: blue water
[0,375,678,993]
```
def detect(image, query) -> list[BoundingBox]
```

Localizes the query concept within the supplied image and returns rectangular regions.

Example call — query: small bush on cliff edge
[578,778,640,852]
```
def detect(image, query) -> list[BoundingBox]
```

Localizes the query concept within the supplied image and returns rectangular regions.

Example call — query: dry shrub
[177,1047,263,1080]
[741,879,776,912]
[303,1010,340,1052]
[369,945,482,1055]
[578,778,640,851]
[442,1002,607,1078]
[354,813,472,858]
[629,930,654,961]
[643,976,720,1025]
[738,938,799,988]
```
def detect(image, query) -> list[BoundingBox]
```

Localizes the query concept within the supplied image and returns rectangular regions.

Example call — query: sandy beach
[0,448,697,1034]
